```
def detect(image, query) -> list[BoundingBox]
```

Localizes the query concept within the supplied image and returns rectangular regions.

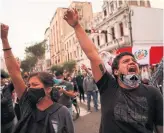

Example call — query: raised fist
[1,23,9,39]
[81,64,87,70]
[63,8,79,28]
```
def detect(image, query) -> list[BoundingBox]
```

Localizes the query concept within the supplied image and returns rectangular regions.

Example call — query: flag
[132,47,150,65]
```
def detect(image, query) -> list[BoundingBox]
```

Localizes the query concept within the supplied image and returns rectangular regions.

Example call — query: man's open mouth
[128,67,136,74]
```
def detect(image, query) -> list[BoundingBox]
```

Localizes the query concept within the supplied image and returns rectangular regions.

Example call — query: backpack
[42,103,64,133]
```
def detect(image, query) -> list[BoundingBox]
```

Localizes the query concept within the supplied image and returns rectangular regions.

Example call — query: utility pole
[128,7,133,46]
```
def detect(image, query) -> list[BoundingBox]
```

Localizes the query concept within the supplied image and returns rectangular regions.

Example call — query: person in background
[54,70,76,115]
[82,69,98,112]
[23,72,29,86]
[1,72,15,133]
[81,64,99,110]
[75,70,85,102]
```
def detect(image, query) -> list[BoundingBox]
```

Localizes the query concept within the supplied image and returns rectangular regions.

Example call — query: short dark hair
[28,72,54,88]
[112,52,135,76]
[55,70,63,77]
[1,73,6,79]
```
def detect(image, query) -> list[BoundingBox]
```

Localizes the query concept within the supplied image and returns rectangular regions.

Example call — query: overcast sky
[0,0,164,60]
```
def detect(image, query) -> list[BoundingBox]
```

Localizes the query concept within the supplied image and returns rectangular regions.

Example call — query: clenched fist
[1,23,9,39]
[81,64,87,70]
[63,8,79,28]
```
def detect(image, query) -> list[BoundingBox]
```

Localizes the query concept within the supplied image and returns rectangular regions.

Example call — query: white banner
[99,51,116,74]
[132,47,150,65]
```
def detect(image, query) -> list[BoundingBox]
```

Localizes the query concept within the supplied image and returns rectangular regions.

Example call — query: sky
[0,0,164,60]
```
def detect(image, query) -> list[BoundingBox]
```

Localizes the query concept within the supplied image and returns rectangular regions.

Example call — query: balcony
[99,43,106,49]
[99,35,130,53]
[117,35,130,47]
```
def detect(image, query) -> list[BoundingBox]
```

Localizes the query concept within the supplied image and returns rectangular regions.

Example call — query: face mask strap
[120,74,124,81]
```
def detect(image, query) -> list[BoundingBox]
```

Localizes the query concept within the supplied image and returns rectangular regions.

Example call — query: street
[74,97,101,133]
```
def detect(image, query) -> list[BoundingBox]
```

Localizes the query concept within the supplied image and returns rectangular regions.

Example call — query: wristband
[72,21,79,28]
[2,48,12,51]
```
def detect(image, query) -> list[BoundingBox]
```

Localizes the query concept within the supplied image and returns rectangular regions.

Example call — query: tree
[25,40,46,59]
[51,65,63,73]
[20,40,46,72]
[63,60,76,73]
[1,69,9,78]
[20,56,37,72]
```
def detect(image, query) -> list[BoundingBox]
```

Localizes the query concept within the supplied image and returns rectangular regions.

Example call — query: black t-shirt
[96,72,163,133]
[76,75,84,87]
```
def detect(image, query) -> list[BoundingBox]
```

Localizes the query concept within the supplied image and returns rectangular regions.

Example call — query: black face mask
[27,88,46,106]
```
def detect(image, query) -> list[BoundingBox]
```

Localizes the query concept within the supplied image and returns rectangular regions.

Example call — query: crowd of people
[1,8,163,133]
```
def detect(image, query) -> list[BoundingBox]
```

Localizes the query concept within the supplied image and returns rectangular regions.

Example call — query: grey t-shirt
[58,80,74,108]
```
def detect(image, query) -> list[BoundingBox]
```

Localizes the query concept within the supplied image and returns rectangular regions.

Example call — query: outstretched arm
[81,64,92,78]
[0,24,26,99]
[64,9,106,82]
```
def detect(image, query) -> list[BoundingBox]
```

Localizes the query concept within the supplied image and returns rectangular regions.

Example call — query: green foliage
[21,40,46,72]
[51,65,63,73]
[1,69,9,78]
[20,56,37,72]
[63,60,76,73]
[25,40,46,59]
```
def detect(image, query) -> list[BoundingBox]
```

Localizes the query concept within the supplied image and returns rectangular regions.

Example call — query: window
[70,53,72,59]
[92,38,94,43]
[140,0,145,6]
[119,22,124,36]
[77,46,79,57]
[105,33,108,43]
[97,36,100,46]
[104,9,107,16]
[110,3,114,12]
[74,51,76,57]
[69,40,71,47]
[73,37,75,44]
[111,27,115,40]
[119,0,123,6]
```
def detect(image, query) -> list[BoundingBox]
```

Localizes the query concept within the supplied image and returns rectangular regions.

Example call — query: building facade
[49,1,93,67]
[44,27,51,71]
[48,0,163,70]
[77,0,152,67]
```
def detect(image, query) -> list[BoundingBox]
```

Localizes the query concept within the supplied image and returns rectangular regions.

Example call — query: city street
[74,96,101,133]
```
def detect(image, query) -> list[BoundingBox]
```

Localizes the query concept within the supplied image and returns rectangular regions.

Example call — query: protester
[75,70,85,102]
[1,72,15,133]
[81,64,99,105]
[82,70,98,112]
[1,23,74,133]
[54,70,76,115]
[64,8,163,133]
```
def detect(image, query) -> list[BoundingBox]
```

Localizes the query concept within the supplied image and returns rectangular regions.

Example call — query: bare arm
[64,9,106,82]
[1,24,26,99]
[81,64,93,78]
[63,90,76,98]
